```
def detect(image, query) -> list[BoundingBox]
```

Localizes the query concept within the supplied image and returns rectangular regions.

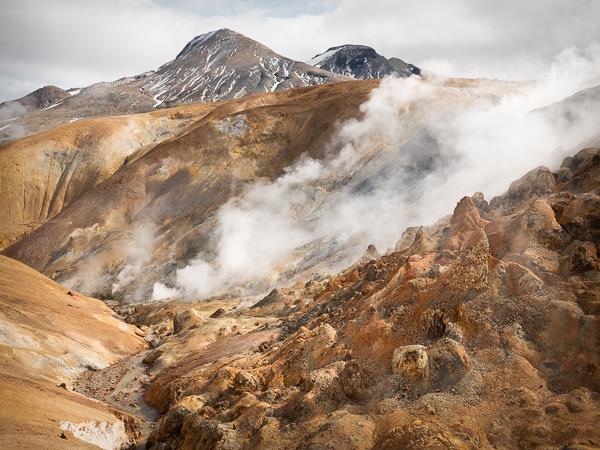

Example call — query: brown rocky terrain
[125,146,599,449]
[1,79,376,294]
[3,144,597,449]
[1,59,599,450]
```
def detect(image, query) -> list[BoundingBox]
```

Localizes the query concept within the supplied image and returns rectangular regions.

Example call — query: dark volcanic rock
[309,44,419,79]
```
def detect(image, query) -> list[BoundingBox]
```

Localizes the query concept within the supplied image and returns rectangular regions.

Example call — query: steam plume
[152,43,600,300]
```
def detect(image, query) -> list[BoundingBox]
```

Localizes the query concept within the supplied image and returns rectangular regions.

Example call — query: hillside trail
[74,347,157,447]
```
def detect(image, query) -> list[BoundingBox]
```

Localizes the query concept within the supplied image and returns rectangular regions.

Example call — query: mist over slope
[3,42,599,305]
[148,43,600,301]
[139,144,600,449]
[152,76,600,301]
[3,80,379,300]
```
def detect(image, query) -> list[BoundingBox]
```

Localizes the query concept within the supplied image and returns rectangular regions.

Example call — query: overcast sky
[1,0,599,101]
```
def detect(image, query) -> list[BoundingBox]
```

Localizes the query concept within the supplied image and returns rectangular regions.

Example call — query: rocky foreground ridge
[84,146,600,449]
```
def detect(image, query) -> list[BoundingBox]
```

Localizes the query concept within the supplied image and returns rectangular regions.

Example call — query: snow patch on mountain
[309,48,343,67]
[176,30,218,60]
[140,29,342,107]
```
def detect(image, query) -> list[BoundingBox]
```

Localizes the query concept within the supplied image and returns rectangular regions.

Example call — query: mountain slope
[309,44,420,79]
[0,255,146,449]
[0,255,145,382]
[2,77,530,302]
[130,146,600,449]
[0,102,216,249]
[2,80,379,299]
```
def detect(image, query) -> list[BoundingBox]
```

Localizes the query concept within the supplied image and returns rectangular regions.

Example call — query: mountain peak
[175,28,249,60]
[0,85,70,117]
[309,44,419,79]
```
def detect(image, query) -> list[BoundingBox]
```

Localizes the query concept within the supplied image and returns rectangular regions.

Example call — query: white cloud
[1,0,599,100]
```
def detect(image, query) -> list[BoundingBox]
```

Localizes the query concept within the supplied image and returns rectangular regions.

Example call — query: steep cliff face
[137,147,600,450]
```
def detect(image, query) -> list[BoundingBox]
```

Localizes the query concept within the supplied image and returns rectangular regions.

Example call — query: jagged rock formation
[309,44,420,79]
[0,255,146,449]
[130,147,600,449]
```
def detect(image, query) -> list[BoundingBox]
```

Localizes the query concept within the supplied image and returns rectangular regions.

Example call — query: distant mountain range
[0,29,419,142]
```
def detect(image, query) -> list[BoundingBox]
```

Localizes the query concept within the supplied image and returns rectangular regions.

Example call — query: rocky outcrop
[173,308,207,334]
[392,345,429,380]
[445,196,488,251]
[491,166,558,208]
[138,146,600,450]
